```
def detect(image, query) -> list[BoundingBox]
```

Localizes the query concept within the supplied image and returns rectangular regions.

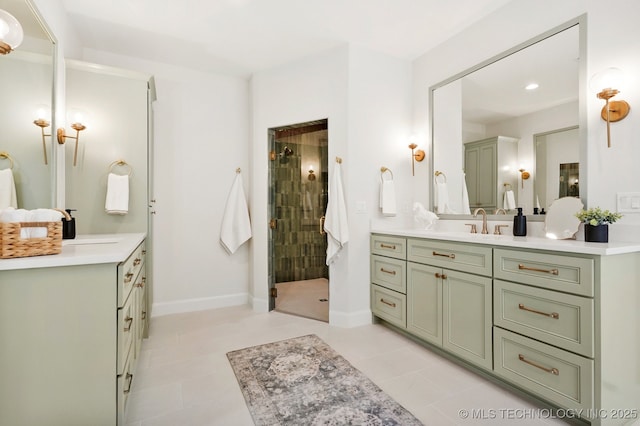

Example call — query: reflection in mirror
[0,0,55,209]
[431,20,581,218]
[534,126,579,210]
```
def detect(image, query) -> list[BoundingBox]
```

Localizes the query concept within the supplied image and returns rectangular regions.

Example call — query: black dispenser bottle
[62,209,76,239]
[513,207,527,236]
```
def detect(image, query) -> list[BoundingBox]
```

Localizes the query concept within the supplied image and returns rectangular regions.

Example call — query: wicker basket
[0,221,64,259]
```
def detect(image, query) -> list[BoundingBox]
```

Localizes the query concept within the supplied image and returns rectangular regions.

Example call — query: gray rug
[226,334,423,425]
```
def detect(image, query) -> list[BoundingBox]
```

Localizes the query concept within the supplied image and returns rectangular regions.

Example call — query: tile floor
[125,305,572,426]
[275,278,329,322]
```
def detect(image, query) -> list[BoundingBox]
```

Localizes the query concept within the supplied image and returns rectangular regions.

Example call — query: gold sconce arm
[597,88,630,148]
[33,119,50,165]
[408,143,425,176]
[57,123,86,166]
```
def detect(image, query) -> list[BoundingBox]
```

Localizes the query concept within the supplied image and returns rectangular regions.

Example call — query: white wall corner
[250,296,270,313]
[151,293,249,317]
[329,309,373,328]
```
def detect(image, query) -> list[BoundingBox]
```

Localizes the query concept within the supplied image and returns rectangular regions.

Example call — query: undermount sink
[62,237,122,246]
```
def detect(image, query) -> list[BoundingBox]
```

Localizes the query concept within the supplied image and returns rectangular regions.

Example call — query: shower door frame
[267,119,329,313]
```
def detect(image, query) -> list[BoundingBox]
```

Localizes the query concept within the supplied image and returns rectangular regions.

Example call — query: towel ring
[0,151,14,170]
[335,156,343,164]
[380,166,393,182]
[503,183,512,190]
[108,160,133,176]
[434,170,447,183]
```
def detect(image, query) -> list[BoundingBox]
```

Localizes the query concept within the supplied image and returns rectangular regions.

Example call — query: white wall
[413,0,640,241]
[250,45,412,326]
[65,50,251,315]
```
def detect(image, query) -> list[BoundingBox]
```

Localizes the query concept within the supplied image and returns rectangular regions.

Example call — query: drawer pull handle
[433,251,455,259]
[123,316,134,332]
[380,243,397,250]
[123,373,134,394]
[380,298,396,308]
[435,272,448,279]
[141,311,147,320]
[134,258,141,266]
[518,303,559,319]
[518,354,559,375]
[380,268,396,275]
[518,264,559,275]
[124,273,134,284]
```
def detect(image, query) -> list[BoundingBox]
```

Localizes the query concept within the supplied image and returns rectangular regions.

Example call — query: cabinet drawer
[494,248,593,297]
[371,284,406,328]
[371,255,406,293]
[117,350,134,426]
[118,241,145,307]
[118,292,136,375]
[494,280,594,357]
[494,328,593,412]
[371,235,406,260]
[407,238,492,277]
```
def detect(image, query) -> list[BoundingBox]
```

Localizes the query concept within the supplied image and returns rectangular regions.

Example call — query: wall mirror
[0,0,56,209]
[429,17,584,219]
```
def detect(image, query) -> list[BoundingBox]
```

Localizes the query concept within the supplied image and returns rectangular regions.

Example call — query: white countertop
[0,233,146,271]
[371,228,640,256]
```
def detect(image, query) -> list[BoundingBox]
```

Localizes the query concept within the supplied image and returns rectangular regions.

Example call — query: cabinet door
[443,269,492,369]
[407,262,442,346]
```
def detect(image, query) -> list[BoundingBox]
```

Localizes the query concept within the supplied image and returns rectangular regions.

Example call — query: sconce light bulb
[0,9,23,53]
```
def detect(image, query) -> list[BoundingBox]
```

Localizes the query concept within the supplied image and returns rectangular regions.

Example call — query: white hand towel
[105,173,130,215]
[536,195,541,210]
[324,162,348,265]
[461,174,471,214]
[379,179,396,216]
[0,168,18,209]
[220,173,252,254]
[503,190,516,210]
[435,182,453,214]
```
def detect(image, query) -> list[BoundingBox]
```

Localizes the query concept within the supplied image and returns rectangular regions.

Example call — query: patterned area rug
[226,334,423,425]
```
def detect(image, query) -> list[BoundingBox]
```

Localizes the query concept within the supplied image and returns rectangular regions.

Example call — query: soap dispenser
[513,207,527,236]
[62,209,76,240]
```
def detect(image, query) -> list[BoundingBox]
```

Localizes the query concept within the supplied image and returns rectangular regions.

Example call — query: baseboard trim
[250,296,270,313]
[329,309,372,328]
[152,293,249,317]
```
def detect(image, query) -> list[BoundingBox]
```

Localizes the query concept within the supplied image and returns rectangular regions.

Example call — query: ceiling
[58,0,513,77]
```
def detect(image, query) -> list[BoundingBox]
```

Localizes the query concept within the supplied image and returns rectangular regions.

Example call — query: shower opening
[268,119,329,322]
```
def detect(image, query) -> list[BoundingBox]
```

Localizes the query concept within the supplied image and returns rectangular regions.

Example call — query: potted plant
[575,207,623,243]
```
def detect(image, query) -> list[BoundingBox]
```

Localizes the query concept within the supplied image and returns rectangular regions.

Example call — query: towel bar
[0,151,14,169]
[380,166,394,181]
[108,159,133,176]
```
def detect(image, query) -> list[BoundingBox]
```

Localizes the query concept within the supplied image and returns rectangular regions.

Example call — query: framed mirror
[429,16,584,219]
[0,0,56,209]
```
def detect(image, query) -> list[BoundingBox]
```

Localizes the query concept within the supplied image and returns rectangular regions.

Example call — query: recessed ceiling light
[525,83,539,90]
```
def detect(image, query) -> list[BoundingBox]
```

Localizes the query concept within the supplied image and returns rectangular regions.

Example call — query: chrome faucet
[473,208,489,234]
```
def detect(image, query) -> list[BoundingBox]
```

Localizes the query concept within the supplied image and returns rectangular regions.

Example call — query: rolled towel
[27,209,64,238]
[0,168,18,209]
[105,173,129,215]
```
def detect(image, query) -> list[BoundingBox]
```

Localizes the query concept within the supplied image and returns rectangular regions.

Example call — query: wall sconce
[408,143,425,176]
[33,117,51,165]
[519,168,530,188]
[57,123,86,166]
[0,9,23,55]
[308,166,316,181]
[591,68,630,148]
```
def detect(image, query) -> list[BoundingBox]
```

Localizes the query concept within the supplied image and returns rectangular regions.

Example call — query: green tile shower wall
[274,140,329,283]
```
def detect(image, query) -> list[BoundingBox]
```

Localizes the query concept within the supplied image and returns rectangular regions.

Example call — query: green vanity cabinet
[406,239,493,370]
[371,232,640,425]
[0,239,148,426]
